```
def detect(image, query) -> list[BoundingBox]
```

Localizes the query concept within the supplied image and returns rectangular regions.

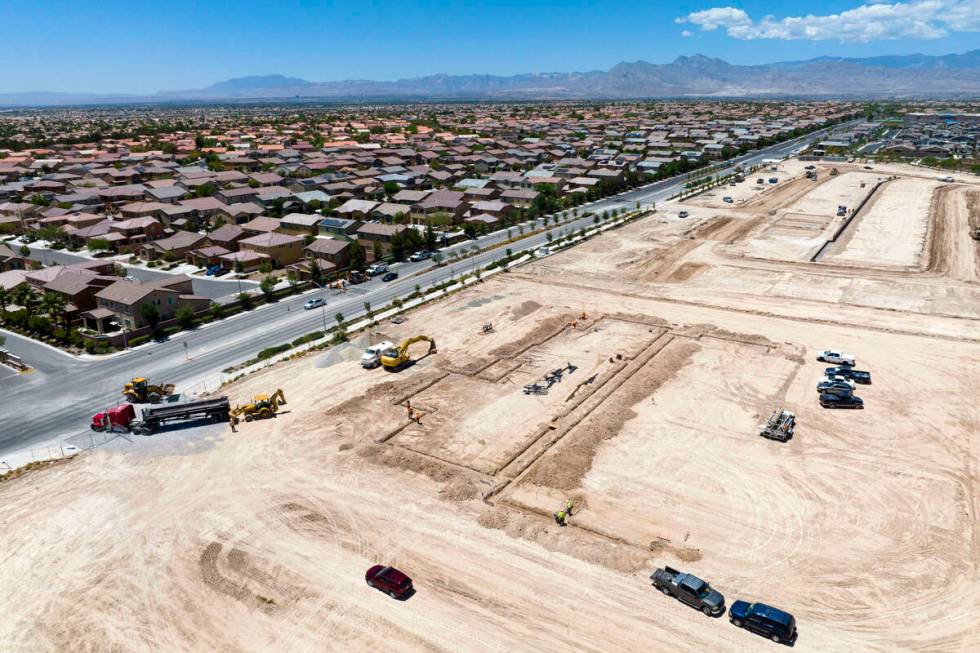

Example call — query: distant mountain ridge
[3,50,980,107]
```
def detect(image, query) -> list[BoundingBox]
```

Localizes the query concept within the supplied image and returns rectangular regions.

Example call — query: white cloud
[677,0,980,42]
[681,29,694,37]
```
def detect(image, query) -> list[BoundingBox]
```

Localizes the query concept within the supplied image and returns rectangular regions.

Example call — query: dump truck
[91,397,230,435]
[759,409,795,442]
[650,566,725,616]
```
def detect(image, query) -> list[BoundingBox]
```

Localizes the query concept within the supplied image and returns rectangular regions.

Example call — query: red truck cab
[365,565,413,599]
[91,404,136,432]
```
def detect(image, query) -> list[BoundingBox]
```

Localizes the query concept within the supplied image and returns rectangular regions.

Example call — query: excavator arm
[381,336,436,370]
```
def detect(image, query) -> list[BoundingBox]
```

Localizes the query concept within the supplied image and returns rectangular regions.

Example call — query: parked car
[819,375,855,390]
[757,178,765,184]
[365,565,413,599]
[863,165,873,170]
[212,267,230,277]
[729,601,797,645]
[409,250,431,262]
[366,263,388,276]
[816,350,855,366]
[768,177,778,184]
[678,211,689,218]
[535,246,551,257]
[819,393,864,409]
[304,297,326,310]
[723,196,734,203]
[825,367,871,384]
[381,271,399,282]
[650,566,725,616]
[817,380,854,396]
[349,271,368,284]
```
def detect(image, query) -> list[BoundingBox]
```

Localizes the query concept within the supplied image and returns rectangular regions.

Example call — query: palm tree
[0,286,10,319]
[40,291,67,329]
[12,285,38,318]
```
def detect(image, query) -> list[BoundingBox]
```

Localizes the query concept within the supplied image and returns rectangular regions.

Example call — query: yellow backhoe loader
[122,377,176,403]
[380,336,437,371]
[230,388,287,424]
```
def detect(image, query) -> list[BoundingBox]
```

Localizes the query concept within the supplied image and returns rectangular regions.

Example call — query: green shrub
[291,331,324,347]
[128,335,151,347]
[257,343,292,360]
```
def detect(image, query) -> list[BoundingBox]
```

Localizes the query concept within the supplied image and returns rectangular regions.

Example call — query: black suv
[819,393,864,409]
[730,601,797,644]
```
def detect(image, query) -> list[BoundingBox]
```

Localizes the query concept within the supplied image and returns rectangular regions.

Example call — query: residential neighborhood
[0,100,860,352]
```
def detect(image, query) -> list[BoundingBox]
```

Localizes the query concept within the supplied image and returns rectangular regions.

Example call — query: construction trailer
[759,409,795,442]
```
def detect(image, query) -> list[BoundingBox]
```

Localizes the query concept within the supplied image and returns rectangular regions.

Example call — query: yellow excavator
[122,377,176,403]
[380,336,437,371]
[230,389,287,424]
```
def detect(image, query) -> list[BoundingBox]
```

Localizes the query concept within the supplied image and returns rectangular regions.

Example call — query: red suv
[365,565,414,599]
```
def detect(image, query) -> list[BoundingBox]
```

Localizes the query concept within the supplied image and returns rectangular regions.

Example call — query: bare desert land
[1,160,979,653]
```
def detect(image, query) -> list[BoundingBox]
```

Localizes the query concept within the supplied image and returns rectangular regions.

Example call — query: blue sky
[2,0,979,93]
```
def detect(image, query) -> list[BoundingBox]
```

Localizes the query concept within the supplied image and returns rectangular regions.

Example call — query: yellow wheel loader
[122,377,176,403]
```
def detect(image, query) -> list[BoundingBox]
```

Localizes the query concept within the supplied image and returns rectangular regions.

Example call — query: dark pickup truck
[825,367,871,384]
[650,566,725,616]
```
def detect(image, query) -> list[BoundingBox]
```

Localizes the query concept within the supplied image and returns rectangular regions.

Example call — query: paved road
[23,248,259,300]
[0,121,855,455]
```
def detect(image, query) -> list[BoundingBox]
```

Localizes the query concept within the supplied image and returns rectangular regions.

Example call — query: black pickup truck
[650,566,725,616]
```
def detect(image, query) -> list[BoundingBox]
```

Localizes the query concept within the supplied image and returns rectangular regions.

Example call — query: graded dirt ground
[1,161,979,653]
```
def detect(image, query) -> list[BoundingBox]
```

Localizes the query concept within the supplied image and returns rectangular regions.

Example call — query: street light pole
[311,280,328,334]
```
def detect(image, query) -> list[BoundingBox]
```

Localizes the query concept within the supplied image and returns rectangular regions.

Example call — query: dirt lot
[823,176,941,269]
[1,159,979,653]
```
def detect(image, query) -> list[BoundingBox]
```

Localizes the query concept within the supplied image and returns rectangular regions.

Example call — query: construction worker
[405,400,412,418]
[413,409,423,425]
[229,417,237,433]
[565,499,573,517]
[554,510,566,526]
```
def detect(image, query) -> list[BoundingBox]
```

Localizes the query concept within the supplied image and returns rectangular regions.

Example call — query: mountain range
[3,50,980,107]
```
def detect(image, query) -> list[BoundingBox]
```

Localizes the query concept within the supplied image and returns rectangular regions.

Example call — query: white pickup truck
[361,341,394,368]
[816,350,856,366]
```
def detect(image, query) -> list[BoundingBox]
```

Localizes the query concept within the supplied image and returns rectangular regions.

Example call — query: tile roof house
[207,224,247,251]
[356,222,407,256]
[279,212,323,235]
[241,216,283,236]
[335,199,379,219]
[304,237,351,268]
[92,275,209,331]
[238,231,304,266]
[219,249,269,273]
[139,231,211,261]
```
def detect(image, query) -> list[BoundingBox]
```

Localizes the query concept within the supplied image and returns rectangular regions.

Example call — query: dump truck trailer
[136,397,230,434]
[91,397,230,435]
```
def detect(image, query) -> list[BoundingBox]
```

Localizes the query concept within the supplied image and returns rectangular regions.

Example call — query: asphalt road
[0,121,854,455]
[23,248,259,300]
